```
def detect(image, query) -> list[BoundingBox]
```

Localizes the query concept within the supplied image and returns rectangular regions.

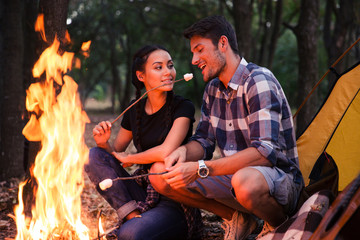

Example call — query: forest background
[1,0,360,187]
[0,0,360,238]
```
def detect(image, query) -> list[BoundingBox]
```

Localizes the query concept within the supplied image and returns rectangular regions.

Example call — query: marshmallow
[183,73,193,81]
[99,179,113,190]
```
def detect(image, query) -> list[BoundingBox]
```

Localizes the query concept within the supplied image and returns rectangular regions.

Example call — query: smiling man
[150,15,304,240]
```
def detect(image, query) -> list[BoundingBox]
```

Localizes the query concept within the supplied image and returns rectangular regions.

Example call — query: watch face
[199,167,209,177]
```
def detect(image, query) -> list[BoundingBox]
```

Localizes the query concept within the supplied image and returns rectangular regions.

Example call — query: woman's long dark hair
[131,45,175,152]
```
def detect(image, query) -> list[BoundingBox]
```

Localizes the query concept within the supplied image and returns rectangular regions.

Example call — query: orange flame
[35,14,47,42]
[80,41,91,58]
[14,15,91,239]
[98,216,107,240]
[81,41,91,52]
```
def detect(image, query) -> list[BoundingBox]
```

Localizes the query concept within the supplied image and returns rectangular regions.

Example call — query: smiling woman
[85,45,203,239]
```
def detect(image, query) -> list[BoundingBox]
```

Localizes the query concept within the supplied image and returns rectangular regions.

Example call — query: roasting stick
[99,171,167,191]
[110,73,193,125]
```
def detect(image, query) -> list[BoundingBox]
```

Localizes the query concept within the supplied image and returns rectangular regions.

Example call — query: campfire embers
[14,14,91,239]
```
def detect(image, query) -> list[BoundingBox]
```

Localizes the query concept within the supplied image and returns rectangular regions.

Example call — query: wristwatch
[197,160,209,178]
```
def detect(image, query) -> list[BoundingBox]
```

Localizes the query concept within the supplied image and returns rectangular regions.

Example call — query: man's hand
[164,146,187,170]
[162,161,198,189]
[93,121,112,146]
[112,151,133,168]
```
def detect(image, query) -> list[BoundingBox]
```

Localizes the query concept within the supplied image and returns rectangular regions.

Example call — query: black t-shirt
[121,95,195,152]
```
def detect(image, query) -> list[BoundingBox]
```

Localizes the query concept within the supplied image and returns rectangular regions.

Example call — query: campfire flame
[98,216,106,240]
[14,14,91,239]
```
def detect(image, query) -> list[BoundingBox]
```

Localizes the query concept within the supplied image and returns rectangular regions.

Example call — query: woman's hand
[164,146,187,171]
[93,121,112,146]
[112,151,134,168]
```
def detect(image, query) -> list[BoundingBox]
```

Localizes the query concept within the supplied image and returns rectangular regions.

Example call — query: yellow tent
[297,61,360,190]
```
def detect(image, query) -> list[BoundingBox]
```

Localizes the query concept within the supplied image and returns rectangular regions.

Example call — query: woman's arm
[113,127,133,152]
[113,117,191,165]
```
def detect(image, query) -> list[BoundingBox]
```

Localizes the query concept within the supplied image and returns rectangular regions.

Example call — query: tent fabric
[326,91,360,189]
[297,62,360,190]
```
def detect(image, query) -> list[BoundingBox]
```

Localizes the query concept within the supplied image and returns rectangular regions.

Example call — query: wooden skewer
[111,77,187,125]
[112,171,167,181]
[98,171,168,190]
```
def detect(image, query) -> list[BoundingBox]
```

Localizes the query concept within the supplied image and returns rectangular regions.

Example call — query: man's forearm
[184,141,205,162]
[207,147,272,176]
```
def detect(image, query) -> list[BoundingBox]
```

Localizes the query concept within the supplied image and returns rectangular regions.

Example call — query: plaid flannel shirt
[190,58,303,185]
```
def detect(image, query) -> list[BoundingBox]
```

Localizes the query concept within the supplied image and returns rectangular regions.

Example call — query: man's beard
[205,49,226,82]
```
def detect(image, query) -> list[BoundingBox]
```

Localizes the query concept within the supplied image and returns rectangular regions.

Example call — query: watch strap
[198,159,206,168]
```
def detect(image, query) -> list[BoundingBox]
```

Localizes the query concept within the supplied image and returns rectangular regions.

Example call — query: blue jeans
[85,147,188,240]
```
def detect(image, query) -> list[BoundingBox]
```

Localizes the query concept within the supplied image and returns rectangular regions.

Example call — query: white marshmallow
[99,179,113,190]
[183,73,193,81]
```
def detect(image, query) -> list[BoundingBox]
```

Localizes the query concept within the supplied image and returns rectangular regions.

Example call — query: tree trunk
[267,0,283,69]
[39,0,69,48]
[20,0,70,176]
[0,0,26,180]
[232,0,253,58]
[120,49,133,112]
[108,24,120,114]
[100,0,121,114]
[118,24,133,112]
[23,0,41,173]
[323,0,354,86]
[292,0,319,137]
[20,0,70,215]
[258,0,272,66]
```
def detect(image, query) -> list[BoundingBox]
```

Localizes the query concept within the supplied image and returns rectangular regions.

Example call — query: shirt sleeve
[245,71,282,166]
[173,97,195,123]
[189,84,216,160]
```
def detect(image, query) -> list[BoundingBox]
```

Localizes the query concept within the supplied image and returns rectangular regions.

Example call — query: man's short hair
[183,15,239,55]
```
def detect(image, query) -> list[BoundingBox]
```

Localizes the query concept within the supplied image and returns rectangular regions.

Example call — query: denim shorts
[249,166,301,214]
[187,166,301,215]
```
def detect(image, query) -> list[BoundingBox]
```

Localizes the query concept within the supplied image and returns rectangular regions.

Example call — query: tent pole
[293,37,360,120]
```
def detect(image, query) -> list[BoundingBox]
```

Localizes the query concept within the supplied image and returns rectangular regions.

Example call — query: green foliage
[272,30,298,107]
[66,0,358,113]
[66,0,224,109]
[91,83,108,101]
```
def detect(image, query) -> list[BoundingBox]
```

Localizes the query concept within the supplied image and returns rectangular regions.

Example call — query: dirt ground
[0,112,224,240]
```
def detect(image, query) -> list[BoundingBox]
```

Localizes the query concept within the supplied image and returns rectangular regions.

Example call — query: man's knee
[231,168,269,207]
